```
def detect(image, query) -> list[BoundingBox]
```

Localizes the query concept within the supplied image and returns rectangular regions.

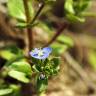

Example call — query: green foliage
[36,75,48,93]
[66,13,85,22]
[88,50,96,70]
[9,61,32,76]
[64,0,91,22]
[8,0,34,28]
[8,0,25,20]
[32,57,60,75]
[0,50,16,61]
[8,70,30,83]
[0,88,13,96]
[37,22,53,34]
[51,57,60,68]
[74,0,91,13]
[57,35,74,47]
[31,56,60,93]
[16,22,28,28]
[0,45,23,60]
[9,84,21,96]
[0,46,32,83]
[8,61,32,83]
[65,0,75,14]
[51,35,74,56]
[44,57,60,75]
[8,0,34,21]
[51,43,68,55]
[0,84,21,96]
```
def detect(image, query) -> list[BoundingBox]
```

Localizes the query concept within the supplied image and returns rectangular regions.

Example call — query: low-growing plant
[0,0,95,96]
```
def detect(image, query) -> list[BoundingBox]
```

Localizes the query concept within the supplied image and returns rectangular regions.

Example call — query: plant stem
[30,2,45,25]
[23,0,33,53]
[44,22,69,47]
[23,0,45,53]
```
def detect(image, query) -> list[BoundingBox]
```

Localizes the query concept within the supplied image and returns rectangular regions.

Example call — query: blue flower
[29,47,52,59]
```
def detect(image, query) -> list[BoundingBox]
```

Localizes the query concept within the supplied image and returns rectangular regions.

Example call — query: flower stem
[23,0,33,53]
[30,2,45,25]
[23,0,45,54]
[44,22,69,47]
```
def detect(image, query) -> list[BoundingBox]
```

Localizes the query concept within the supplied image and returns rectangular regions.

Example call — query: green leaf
[0,45,23,60]
[16,22,37,28]
[8,70,30,83]
[0,50,16,60]
[66,14,85,22]
[32,65,40,72]
[37,22,53,34]
[88,50,96,70]
[31,57,40,64]
[81,12,96,17]
[51,43,68,55]
[57,35,74,47]
[0,88,13,96]
[51,57,60,68]
[36,76,48,93]
[9,84,21,96]
[80,0,91,11]
[8,0,34,21]
[44,58,49,65]
[16,22,28,28]
[10,84,20,92]
[74,0,91,13]
[9,61,32,76]
[65,0,75,14]
[46,58,60,75]
[64,0,92,23]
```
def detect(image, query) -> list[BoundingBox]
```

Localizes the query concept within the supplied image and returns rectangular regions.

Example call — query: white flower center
[38,50,44,56]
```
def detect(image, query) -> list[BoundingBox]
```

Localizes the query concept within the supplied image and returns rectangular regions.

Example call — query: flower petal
[43,47,52,54]
[29,47,52,59]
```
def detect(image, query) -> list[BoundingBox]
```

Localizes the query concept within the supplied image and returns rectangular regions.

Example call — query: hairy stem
[23,1,45,54]
[23,0,33,53]
[44,22,68,47]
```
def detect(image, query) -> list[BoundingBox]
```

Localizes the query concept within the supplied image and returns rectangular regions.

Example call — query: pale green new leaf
[65,0,75,14]
[88,50,96,70]
[66,14,85,22]
[51,43,68,55]
[8,70,30,83]
[8,0,34,21]
[9,61,32,76]
[0,50,16,60]
[0,88,13,96]
[57,35,74,47]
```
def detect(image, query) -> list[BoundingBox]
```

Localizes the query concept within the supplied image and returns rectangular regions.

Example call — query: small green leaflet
[0,88,13,96]
[8,70,30,83]
[65,0,75,14]
[8,0,34,21]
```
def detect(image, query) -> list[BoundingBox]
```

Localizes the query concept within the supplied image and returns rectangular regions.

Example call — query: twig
[30,2,45,25]
[44,22,69,47]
